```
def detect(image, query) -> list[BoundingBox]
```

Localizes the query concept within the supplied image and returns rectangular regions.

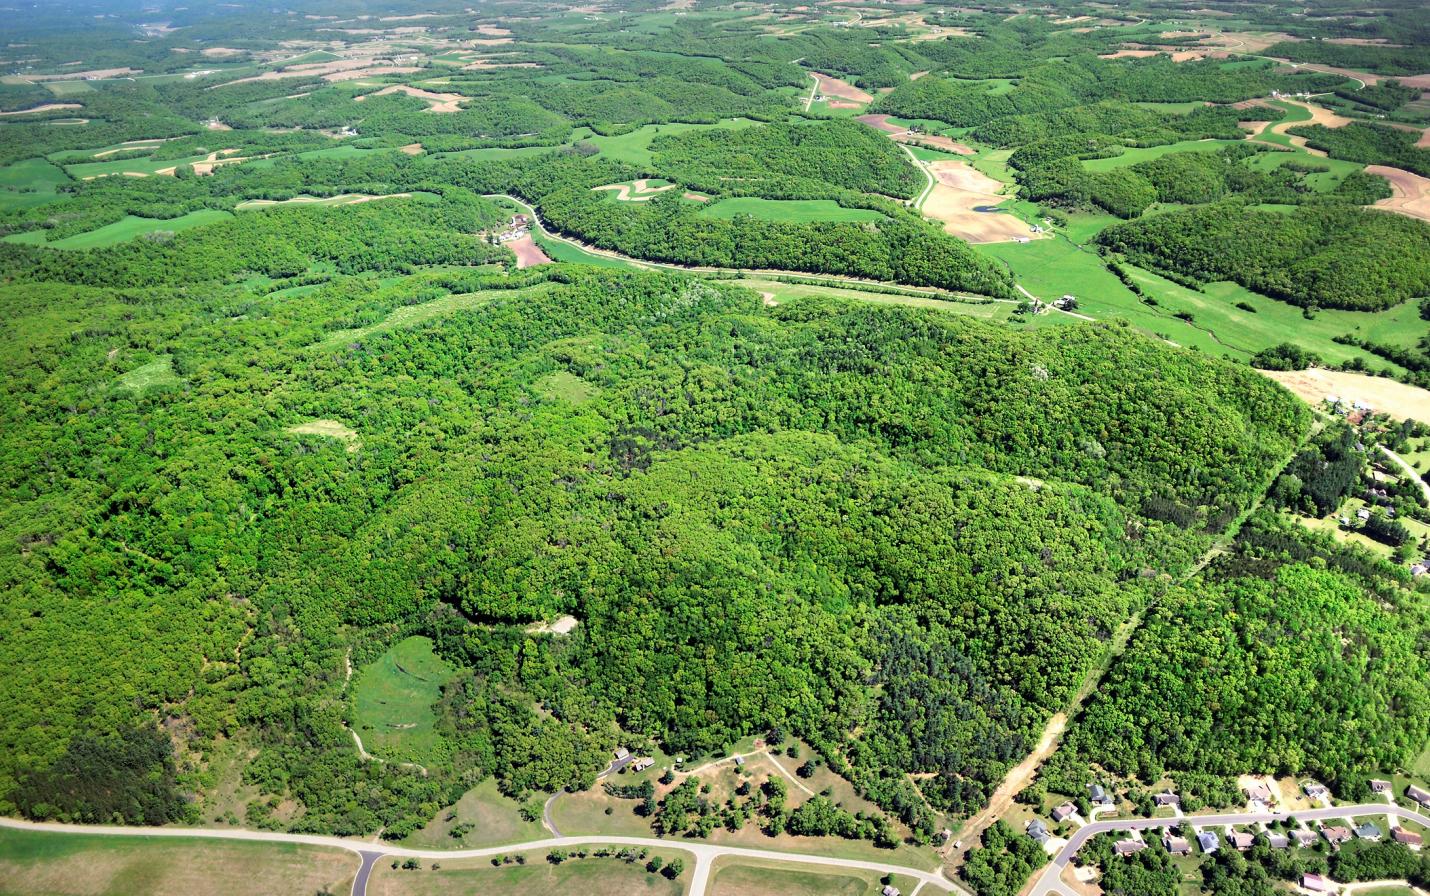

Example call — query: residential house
[1408,784,1430,809]
[1321,826,1352,846]
[1293,830,1319,848]
[614,747,629,761]
[733,756,745,767]
[1027,820,1051,844]
[1354,822,1382,841]
[1114,839,1146,857]
[883,887,901,896]
[1392,827,1423,847]
[1154,792,1180,809]
[1051,802,1078,823]
[1198,831,1220,853]
[1244,781,1273,805]
[1089,784,1114,807]
[1369,779,1392,794]
[1302,873,1335,893]
[1303,782,1330,800]
[1265,832,1291,850]
[1230,831,1255,851]
[1164,834,1192,856]
[631,757,654,772]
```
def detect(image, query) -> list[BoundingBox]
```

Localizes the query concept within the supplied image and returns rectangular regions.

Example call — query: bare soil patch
[475,24,512,36]
[1265,99,1354,156]
[200,47,245,57]
[1365,165,1430,223]
[358,84,467,112]
[812,72,873,104]
[399,142,424,155]
[922,160,1039,243]
[1263,368,1430,425]
[508,234,551,268]
[0,103,81,116]
[857,113,975,154]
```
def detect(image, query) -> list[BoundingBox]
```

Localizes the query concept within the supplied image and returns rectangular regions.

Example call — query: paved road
[1028,803,1430,896]
[543,754,634,836]
[0,816,958,896]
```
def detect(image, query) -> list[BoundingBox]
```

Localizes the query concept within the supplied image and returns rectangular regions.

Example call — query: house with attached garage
[1408,784,1430,809]
[1198,831,1220,853]
[1164,835,1192,856]
[1354,822,1382,841]
[1051,802,1078,823]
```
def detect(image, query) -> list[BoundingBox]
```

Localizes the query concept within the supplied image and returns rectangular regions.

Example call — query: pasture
[351,635,460,764]
[365,849,690,896]
[0,828,355,896]
[5,210,233,249]
[698,197,885,223]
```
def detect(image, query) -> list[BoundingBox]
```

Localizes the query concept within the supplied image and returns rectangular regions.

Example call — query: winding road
[0,815,960,896]
[1028,803,1430,896]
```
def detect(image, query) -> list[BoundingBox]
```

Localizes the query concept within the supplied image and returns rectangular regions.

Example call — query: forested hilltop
[0,0,1428,887]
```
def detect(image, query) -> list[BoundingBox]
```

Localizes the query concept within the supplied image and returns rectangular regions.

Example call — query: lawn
[5,210,233,249]
[709,857,918,896]
[351,636,461,764]
[402,777,548,849]
[698,197,885,224]
[117,357,182,392]
[366,849,692,896]
[0,828,355,896]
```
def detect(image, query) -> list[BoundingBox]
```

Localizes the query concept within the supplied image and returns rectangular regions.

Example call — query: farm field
[0,157,70,210]
[0,828,356,896]
[351,636,461,764]
[3,210,233,249]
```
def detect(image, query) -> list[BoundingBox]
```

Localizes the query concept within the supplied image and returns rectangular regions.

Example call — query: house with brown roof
[1302,873,1335,893]
[1321,826,1352,846]
[1230,831,1255,851]
[1051,802,1078,823]
[1392,827,1423,847]
[1163,834,1192,856]
[1115,839,1146,857]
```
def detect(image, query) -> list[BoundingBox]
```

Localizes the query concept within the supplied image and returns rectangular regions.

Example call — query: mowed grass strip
[0,828,356,896]
[4,210,233,250]
[698,197,885,223]
[352,636,458,764]
[366,849,690,896]
[708,856,918,896]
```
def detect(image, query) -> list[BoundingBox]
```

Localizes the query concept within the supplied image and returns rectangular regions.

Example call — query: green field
[367,850,689,896]
[583,118,759,166]
[351,636,460,764]
[6,210,233,249]
[699,197,885,223]
[1082,139,1243,172]
[536,370,598,404]
[532,231,642,269]
[0,157,71,211]
[0,828,356,896]
[709,857,919,896]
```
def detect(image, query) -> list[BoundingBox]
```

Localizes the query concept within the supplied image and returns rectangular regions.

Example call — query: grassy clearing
[734,277,1021,323]
[532,231,641,269]
[402,777,548,849]
[536,370,598,404]
[366,848,690,896]
[699,197,885,223]
[117,357,181,392]
[0,828,355,896]
[0,157,71,211]
[316,287,544,349]
[709,856,917,896]
[287,419,360,452]
[6,210,233,249]
[352,636,459,764]
[582,118,759,166]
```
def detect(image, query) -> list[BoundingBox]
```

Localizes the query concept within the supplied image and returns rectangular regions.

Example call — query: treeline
[1262,40,1430,75]
[1097,203,1430,309]
[1288,121,1430,177]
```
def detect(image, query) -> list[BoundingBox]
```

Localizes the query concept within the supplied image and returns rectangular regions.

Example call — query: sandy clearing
[922,160,1040,243]
[22,67,137,82]
[508,234,551,268]
[359,83,466,112]
[812,71,873,104]
[191,149,247,176]
[399,142,423,155]
[592,179,676,201]
[323,66,422,83]
[1365,165,1430,223]
[684,192,710,202]
[1262,368,1430,425]
[525,614,580,635]
[236,192,412,210]
[206,119,232,131]
[200,47,245,57]
[1266,99,1354,156]
[470,37,514,46]
[0,103,81,116]
[475,24,512,36]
